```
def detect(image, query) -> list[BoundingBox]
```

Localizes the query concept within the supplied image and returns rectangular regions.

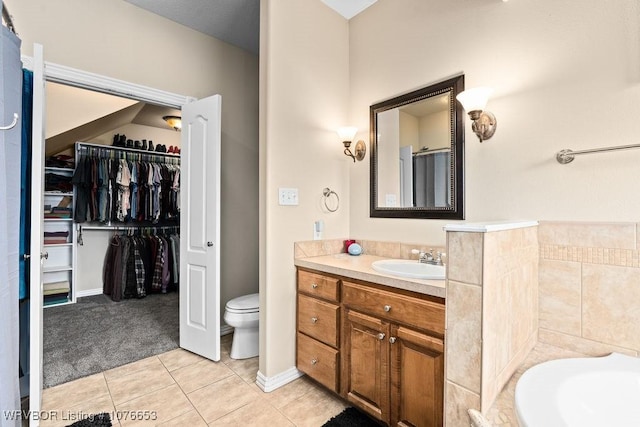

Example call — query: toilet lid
[226,293,259,312]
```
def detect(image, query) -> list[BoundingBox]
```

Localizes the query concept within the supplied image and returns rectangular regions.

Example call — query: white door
[399,145,413,207]
[179,95,222,361]
[28,43,46,426]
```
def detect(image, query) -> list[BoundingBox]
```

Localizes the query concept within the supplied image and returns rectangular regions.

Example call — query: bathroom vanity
[295,254,446,426]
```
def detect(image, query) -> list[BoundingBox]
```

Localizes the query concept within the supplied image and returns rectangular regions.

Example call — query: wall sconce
[163,115,182,131]
[337,126,366,162]
[456,87,497,142]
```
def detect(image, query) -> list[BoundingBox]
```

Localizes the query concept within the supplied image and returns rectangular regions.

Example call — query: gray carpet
[43,292,179,388]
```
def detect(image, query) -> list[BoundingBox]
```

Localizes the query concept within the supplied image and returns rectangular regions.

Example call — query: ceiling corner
[320,0,378,20]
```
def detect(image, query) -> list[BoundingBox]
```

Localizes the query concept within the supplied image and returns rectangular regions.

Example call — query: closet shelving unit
[43,166,76,307]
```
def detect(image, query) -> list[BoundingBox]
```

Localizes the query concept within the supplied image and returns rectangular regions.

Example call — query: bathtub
[515,352,640,427]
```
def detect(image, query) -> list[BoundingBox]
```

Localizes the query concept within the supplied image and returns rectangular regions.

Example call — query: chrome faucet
[412,249,445,265]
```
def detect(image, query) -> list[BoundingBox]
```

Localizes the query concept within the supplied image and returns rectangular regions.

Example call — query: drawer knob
[311,283,318,289]
[389,337,397,344]
[378,333,385,340]
[383,305,391,312]
[311,358,318,365]
[311,317,318,324]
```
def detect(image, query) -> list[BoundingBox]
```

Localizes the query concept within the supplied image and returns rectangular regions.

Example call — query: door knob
[23,254,31,260]
[389,337,397,344]
[383,305,391,312]
[311,358,318,365]
[41,252,48,260]
[311,283,318,289]
[207,242,213,247]
[311,317,318,323]
[378,333,385,340]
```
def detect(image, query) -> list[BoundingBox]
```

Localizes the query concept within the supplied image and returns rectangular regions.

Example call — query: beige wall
[259,0,350,377]
[11,0,259,320]
[348,0,640,245]
[539,221,640,356]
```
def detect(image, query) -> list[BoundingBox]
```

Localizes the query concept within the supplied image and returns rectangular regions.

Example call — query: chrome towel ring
[322,188,339,212]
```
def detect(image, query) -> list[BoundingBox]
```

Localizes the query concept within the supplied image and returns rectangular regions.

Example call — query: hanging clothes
[73,144,180,225]
[102,229,180,302]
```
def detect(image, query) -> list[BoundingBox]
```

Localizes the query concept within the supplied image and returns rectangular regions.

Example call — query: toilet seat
[225,293,259,313]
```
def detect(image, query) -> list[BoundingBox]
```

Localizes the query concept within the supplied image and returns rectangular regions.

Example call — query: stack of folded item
[43,281,70,305]
[44,231,69,244]
[44,206,72,219]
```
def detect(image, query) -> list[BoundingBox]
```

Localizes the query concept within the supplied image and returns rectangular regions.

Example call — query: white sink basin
[371,259,446,280]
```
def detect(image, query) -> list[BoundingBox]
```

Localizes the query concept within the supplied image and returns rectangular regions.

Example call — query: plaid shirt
[151,236,165,292]
[133,238,146,298]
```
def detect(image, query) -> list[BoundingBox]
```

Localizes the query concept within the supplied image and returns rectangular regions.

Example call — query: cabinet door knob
[311,317,318,324]
[41,252,49,260]
[311,283,318,289]
[378,333,386,340]
[389,337,397,344]
[311,358,318,365]
[207,242,214,247]
[383,305,391,312]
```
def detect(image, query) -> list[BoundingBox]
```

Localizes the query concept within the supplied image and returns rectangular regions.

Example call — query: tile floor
[40,334,347,426]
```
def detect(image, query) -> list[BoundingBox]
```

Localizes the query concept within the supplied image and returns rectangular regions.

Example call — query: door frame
[23,54,195,425]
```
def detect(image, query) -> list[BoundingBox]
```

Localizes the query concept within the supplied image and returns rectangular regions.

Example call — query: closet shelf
[44,191,73,196]
[44,243,72,247]
[44,218,73,222]
[44,166,74,172]
[43,266,73,273]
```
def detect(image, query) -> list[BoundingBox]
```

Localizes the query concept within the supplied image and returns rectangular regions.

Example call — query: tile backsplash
[293,238,445,261]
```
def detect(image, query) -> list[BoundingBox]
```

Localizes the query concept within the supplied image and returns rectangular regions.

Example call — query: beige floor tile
[156,409,207,427]
[222,356,259,384]
[208,398,294,426]
[106,359,175,405]
[158,348,206,372]
[42,373,109,411]
[219,334,233,363]
[188,374,263,423]
[279,385,347,427]
[260,376,318,410]
[104,356,162,381]
[116,384,194,427]
[40,394,120,427]
[171,359,235,394]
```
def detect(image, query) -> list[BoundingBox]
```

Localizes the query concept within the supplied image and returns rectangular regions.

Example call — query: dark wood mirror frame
[370,75,465,219]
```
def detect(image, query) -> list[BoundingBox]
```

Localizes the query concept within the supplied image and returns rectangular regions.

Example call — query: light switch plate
[279,187,299,206]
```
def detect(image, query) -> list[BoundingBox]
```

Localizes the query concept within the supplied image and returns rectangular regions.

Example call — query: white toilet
[223,293,259,359]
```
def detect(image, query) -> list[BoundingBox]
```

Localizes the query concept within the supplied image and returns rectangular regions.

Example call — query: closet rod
[79,224,179,231]
[556,143,640,164]
[76,141,181,159]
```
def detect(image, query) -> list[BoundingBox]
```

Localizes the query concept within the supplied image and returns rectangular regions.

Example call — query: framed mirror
[370,75,464,219]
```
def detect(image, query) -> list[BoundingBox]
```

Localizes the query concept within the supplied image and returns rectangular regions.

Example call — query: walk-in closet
[41,82,185,388]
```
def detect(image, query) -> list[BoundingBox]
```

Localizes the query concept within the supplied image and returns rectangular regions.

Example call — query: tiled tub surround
[538,221,640,356]
[444,222,539,426]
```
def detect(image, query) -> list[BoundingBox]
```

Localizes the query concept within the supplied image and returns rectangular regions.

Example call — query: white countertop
[443,220,539,233]
[294,253,446,299]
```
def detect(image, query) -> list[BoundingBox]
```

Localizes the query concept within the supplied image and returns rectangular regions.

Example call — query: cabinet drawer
[298,270,340,302]
[298,294,339,347]
[297,332,339,392]
[342,281,445,336]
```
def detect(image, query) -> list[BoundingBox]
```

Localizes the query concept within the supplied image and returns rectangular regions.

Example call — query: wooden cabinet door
[342,309,390,423]
[390,325,444,427]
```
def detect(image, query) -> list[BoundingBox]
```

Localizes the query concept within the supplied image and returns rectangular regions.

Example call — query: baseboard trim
[75,288,103,298]
[255,366,304,393]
